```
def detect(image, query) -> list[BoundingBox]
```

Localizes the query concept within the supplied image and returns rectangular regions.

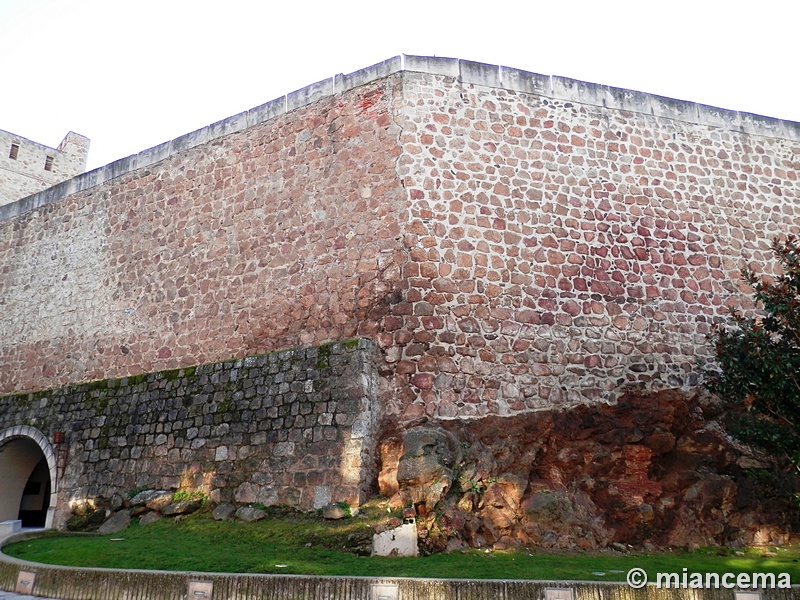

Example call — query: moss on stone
[126,373,149,386]
[161,368,182,381]
[14,394,33,409]
[316,342,334,369]
[160,365,196,381]
[83,379,110,392]
[95,395,110,413]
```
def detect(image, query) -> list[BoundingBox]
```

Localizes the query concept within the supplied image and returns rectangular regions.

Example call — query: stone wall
[0,130,89,206]
[0,68,407,401]
[0,339,379,527]
[382,59,800,420]
[1,56,799,424]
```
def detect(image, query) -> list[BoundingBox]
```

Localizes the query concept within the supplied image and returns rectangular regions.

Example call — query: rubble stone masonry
[1,56,800,424]
[0,339,379,526]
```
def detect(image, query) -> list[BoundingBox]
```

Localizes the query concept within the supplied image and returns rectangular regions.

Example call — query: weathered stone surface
[212,503,236,521]
[374,517,403,534]
[396,427,463,511]
[0,340,379,528]
[2,61,800,539]
[131,506,149,518]
[98,510,131,535]
[0,130,89,207]
[235,507,266,522]
[161,500,202,516]
[109,494,125,512]
[322,503,347,520]
[145,492,174,512]
[139,511,163,526]
[130,490,160,507]
[0,76,408,404]
[381,390,800,552]
[3,64,798,427]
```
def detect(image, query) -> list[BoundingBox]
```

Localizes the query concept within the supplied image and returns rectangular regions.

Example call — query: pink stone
[410,373,434,389]
[562,301,581,316]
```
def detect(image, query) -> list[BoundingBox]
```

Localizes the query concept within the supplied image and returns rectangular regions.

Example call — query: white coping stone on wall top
[607,86,650,115]
[134,141,173,169]
[246,96,286,129]
[170,127,211,156]
[105,155,137,181]
[649,92,700,122]
[459,60,500,88]
[695,102,743,131]
[286,78,335,113]
[334,55,403,95]
[739,111,794,137]
[404,55,459,77]
[205,111,249,141]
[500,66,551,96]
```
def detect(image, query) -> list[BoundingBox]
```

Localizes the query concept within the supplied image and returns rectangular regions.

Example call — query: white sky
[1,0,798,171]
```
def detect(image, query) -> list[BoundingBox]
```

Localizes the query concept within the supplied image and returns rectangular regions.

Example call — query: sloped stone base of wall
[0,339,380,527]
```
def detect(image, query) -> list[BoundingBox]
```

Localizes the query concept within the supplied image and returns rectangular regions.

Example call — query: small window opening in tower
[44,155,54,171]
[9,143,19,159]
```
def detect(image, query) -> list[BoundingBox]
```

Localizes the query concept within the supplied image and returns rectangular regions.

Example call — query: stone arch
[0,426,58,529]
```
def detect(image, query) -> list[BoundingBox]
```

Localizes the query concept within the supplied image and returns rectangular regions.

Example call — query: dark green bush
[706,235,800,472]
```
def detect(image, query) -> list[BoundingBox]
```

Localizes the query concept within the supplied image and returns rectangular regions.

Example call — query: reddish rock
[379,390,799,553]
[410,373,434,389]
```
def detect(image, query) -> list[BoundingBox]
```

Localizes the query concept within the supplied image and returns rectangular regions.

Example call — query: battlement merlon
[56,131,91,165]
[2,54,799,222]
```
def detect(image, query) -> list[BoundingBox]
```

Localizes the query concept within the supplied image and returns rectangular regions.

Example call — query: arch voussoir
[0,425,59,528]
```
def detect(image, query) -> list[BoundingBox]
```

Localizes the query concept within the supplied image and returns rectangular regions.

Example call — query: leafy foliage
[706,235,800,471]
[173,490,208,505]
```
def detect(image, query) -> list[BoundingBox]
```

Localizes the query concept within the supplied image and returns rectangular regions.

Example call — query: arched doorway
[0,427,58,529]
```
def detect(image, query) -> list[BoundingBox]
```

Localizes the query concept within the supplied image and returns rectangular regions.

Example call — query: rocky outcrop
[67,490,206,532]
[139,511,164,526]
[379,390,800,553]
[97,510,131,534]
[322,503,348,520]
[212,503,236,521]
[395,427,463,512]
[234,507,266,522]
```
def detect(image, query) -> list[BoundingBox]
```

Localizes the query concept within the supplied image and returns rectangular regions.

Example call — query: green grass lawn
[3,511,798,582]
